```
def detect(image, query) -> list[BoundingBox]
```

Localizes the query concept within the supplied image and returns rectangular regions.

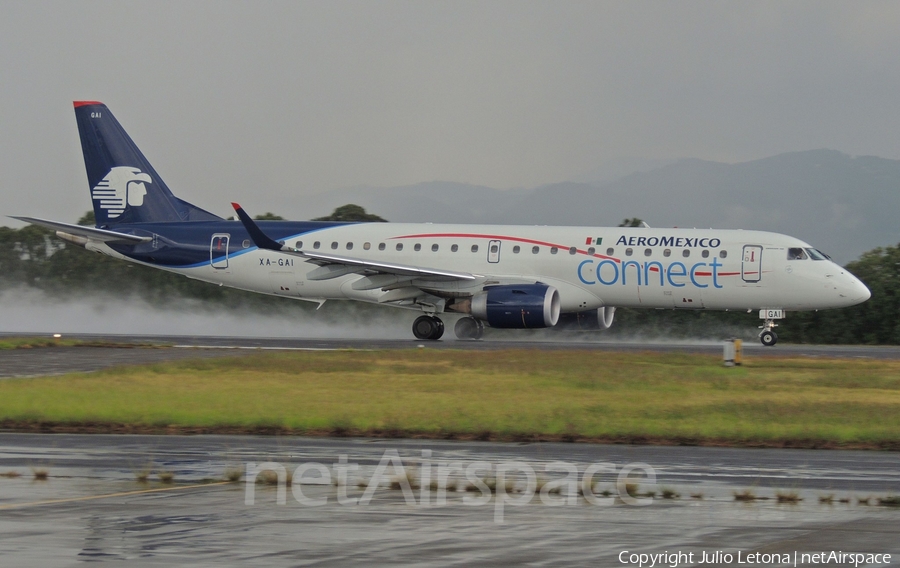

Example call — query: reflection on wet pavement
[0,434,898,566]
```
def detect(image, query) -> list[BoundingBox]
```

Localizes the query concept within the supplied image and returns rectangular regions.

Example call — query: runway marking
[0,481,230,510]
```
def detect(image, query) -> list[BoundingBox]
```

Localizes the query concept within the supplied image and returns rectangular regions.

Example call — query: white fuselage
[132,224,869,315]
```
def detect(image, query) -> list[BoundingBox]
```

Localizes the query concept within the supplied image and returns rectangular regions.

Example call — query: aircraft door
[210,234,230,270]
[487,240,501,263]
[742,245,762,283]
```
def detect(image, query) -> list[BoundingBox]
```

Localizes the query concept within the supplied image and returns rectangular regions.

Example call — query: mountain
[300,150,900,264]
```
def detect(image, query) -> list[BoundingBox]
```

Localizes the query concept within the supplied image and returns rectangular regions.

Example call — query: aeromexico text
[615,236,722,249]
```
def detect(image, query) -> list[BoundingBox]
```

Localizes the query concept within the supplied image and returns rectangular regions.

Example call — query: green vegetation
[0,350,899,448]
[312,204,387,222]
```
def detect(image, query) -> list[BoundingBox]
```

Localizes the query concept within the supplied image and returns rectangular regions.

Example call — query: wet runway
[1,333,899,379]
[0,434,898,566]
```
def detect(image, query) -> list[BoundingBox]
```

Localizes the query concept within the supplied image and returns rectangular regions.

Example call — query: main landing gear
[453,316,484,340]
[758,319,778,347]
[412,315,444,340]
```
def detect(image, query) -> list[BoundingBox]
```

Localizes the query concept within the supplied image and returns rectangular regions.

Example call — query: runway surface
[0,434,898,566]
[1,333,899,378]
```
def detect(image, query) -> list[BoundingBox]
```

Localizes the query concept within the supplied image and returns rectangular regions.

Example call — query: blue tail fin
[74,101,221,226]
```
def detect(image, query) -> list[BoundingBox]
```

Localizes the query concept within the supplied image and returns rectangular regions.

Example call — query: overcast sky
[2,1,900,223]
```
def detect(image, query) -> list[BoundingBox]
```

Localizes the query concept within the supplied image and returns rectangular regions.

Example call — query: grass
[734,489,757,502]
[877,495,900,507]
[224,467,243,483]
[32,468,49,481]
[0,349,899,448]
[660,487,680,499]
[1,471,22,478]
[819,494,835,504]
[157,471,174,484]
[775,490,802,503]
[0,336,157,350]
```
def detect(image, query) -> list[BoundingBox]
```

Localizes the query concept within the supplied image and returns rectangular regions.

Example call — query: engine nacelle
[555,306,616,330]
[471,284,560,328]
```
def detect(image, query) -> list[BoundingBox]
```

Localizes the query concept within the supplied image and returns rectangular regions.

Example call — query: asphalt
[1,333,899,379]
[0,434,897,566]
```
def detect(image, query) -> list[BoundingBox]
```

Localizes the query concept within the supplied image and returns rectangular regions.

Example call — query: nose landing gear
[758,319,778,346]
[412,315,444,340]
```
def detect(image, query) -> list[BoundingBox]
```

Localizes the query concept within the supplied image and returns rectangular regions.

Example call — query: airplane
[12,102,871,345]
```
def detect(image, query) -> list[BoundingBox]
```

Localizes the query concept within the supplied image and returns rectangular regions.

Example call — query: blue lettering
[578,260,595,285]
[627,236,637,246]
[644,261,664,286]
[690,262,708,288]
[710,238,721,248]
[675,238,684,247]
[667,262,687,287]
[698,238,709,248]
[710,257,723,288]
[622,261,643,286]
[636,237,647,246]
[597,259,619,285]
[661,236,674,247]
[616,236,628,246]
[647,237,659,246]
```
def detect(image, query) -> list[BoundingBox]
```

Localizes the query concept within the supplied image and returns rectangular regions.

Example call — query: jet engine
[555,306,616,330]
[470,284,560,328]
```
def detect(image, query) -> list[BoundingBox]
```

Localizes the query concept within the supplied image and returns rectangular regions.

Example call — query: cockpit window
[787,248,808,261]
[805,248,829,261]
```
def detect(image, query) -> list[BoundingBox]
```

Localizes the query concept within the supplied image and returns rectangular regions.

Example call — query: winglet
[231,203,285,251]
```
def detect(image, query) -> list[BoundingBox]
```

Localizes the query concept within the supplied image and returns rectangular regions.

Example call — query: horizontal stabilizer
[9,216,151,244]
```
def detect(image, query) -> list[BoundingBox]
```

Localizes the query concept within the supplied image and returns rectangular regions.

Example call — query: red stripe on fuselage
[391,232,745,279]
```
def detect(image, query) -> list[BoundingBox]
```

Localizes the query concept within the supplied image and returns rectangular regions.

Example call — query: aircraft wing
[9,216,151,244]
[231,203,479,282]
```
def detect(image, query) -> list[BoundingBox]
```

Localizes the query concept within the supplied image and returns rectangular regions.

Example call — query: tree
[253,212,285,220]
[312,204,387,222]
[77,211,95,226]
[618,218,644,227]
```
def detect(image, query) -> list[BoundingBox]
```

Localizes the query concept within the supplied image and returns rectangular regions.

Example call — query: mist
[0,287,412,339]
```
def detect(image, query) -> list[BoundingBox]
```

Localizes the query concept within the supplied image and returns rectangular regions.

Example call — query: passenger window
[787,248,808,260]
[701,250,709,258]
[587,247,595,255]
[331,242,338,250]
[490,244,498,253]
[644,248,652,257]
[606,248,614,256]
[569,247,577,255]
[513,245,520,254]
[663,249,671,257]
[532,246,540,254]
[363,242,371,250]
[451,244,458,252]
[682,249,690,258]
[313,241,321,249]
[414,244,422,251]
[471,245,479,253]
[294,241,302,249]
[396,243,403,251]
[550,247,558,255]
[346,242,353,250]
[625,248,633,257]
[378,243,385,251]
[432,244,439,252]
[719,250,727,259]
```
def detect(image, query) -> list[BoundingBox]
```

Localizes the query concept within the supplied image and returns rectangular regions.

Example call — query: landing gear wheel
[454,317,484,340]
[412,315,444,340]
[760,330,777,347]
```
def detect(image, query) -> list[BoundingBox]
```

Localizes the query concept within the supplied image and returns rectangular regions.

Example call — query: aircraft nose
[850,277,871,304]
